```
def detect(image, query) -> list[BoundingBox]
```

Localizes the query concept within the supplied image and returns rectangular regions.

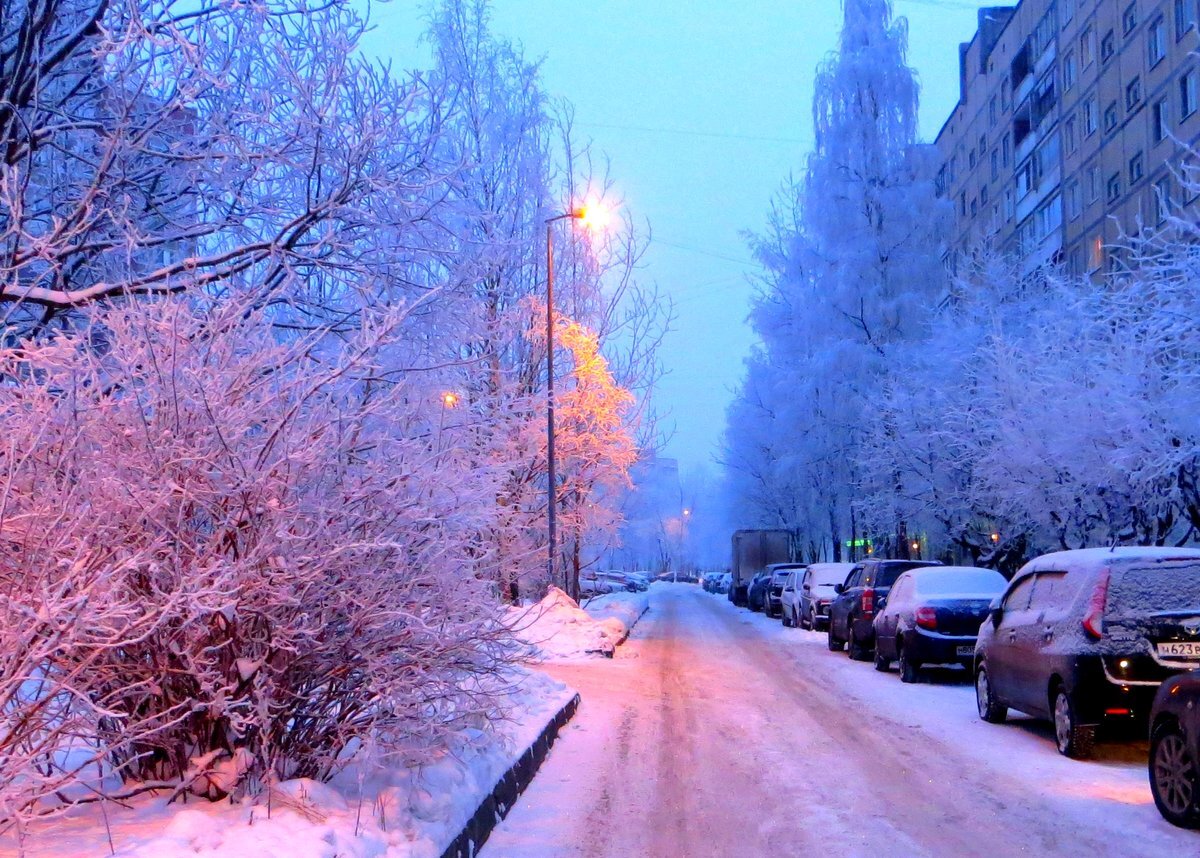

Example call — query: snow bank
[0,669,575,858]
[509,587,649,661]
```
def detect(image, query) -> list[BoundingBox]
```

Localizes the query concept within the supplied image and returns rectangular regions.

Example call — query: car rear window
[915,569,1006,596]
[1108,563,1200,616]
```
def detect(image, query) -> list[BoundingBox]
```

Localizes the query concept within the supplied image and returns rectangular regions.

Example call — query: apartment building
[936,0,1200,275]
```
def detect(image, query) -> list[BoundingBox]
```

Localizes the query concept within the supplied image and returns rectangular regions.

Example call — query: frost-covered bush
[0,297,516,826]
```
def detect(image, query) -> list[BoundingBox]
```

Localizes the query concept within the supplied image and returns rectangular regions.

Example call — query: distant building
[936,1,1200,275]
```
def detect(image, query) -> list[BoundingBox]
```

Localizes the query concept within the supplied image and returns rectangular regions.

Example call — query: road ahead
[484,584,1194,858]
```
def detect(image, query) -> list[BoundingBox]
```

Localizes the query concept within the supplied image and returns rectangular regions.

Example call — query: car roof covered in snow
[1017,547,1200,577]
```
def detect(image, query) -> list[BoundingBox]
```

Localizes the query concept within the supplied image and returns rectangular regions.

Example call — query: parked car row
[580,569,649,597]
[723,546,1200,829]
[702,572,732,594]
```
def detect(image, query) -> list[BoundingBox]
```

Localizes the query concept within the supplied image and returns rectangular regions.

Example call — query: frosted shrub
[0,298,516,826]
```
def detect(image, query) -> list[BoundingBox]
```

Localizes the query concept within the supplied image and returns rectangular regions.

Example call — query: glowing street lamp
[437,391,460,453]
[441,391,459,408]
[545,200,611,595]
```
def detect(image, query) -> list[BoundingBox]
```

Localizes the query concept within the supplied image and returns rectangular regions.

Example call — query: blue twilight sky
[366,0,990,476]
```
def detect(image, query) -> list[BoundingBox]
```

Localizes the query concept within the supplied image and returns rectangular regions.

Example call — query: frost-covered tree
[726,0,947,559]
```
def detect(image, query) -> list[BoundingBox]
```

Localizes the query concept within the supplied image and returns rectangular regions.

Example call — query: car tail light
[862,587,875,615]
[1081,570,1110,641]
[1104,707,1131,716]
[915,606,938,630]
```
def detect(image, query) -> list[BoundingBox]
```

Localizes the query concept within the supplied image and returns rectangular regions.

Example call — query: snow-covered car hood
[809,583,838,600]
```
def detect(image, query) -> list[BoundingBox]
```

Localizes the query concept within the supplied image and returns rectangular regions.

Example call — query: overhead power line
[577,121,807,146]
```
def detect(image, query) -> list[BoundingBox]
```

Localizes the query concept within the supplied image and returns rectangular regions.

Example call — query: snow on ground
[484,584,1194,857]
[0,668,575,858]
[508,587,649,661]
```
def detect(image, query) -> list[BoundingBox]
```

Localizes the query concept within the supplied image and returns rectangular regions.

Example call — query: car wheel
[898,644,919,683]
[975,664,1007,724]
[826,623,843,652]
[800,607,812,631]
[873,645,890,672]
[782,608,792,628]
[1150,722,1200,828]
[1052,685,1095,759]
[847,628,870,661]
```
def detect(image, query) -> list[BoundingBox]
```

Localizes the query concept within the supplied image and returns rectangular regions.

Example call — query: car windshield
[772,570,793,582]
[914,569,1006,597]
[1108,563,1200,616]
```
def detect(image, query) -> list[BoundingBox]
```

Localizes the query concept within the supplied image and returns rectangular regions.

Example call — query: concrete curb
[439,692,581,858]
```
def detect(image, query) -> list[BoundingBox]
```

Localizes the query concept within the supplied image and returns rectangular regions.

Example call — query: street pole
[546,220,559,593]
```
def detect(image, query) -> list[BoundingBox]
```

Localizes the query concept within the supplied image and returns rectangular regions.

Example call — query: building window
[1001,78,1011,111]
[1066,179,1081,220]
[1154,176,1172,223]
[970,196,978,217]
[1004,187,1015,220]
[1182,69,1199,118]
[1016,158,1036,200]
[1102,30,1117,61]
[990,96,998,126]
[1063,50,1077,90]
[981,185,989,205]
[1065,115,1078,153]
[1081,26,1095,67]
[1002,134,1011,167]
[1153,97,1170,140]
[1150,16,1167,66]
[969,148,977,169]
[1176,0,1197,39]
[1089,235,1104,271]
[1088,165,1101,202]
[1124,3,1139,34]
[1127,76,1142,110]
[1107,173,1122,202]
[991,148,999,180]
[1104,101,1119,132]
[1130,151,1145,182]
[1083,97,1098,135]
[960,192,967,217]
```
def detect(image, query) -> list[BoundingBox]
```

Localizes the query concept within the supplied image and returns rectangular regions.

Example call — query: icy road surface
[484,584,1195,857]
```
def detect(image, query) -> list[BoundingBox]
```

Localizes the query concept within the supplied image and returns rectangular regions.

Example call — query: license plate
[956,646,974,657]
[1157,641,1200,659]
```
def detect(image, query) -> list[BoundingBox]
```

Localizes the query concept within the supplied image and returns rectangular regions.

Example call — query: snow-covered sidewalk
[0,669,576,858]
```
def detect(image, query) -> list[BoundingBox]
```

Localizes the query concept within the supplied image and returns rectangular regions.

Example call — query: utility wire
[577,120,807,146]
[653,238,758,267]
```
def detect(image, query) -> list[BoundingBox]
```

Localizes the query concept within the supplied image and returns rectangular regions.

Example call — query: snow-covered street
[485,584,1194,857]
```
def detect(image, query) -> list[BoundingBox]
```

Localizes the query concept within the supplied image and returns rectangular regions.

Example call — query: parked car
[790,562,856,630]
[974,547,1200,759]
[747,569,773,612]
[827,559,942,660]
[702,572,720,592]
[579,570,622,597]
[1149,668,1200,828]
[765,562,805,618]
[716,572,732,594]
[872,566,1007,682]
[780,567,806,627]
[599,571,643,592]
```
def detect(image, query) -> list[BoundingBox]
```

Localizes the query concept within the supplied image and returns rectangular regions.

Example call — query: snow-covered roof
[1018,547,1200,576]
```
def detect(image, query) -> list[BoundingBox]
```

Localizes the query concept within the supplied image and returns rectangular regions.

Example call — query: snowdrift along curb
[439,691,581,858]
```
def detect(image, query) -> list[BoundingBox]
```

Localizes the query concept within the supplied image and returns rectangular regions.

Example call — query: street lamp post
[544,203,609,598]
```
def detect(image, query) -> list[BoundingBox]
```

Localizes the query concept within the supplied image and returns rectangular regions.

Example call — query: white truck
[729,529,792,607]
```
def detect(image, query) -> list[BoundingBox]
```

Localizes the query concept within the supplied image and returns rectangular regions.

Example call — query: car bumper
[905,630,978,666]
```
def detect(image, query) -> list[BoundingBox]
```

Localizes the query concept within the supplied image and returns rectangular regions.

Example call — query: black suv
[827,559,941,660]
[975,547,1200,759]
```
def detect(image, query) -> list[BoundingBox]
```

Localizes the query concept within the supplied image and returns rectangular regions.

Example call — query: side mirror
[834,583,845,594]
[990,602,1004,628]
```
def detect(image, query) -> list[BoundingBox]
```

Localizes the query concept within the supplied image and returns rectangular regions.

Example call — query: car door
[1013,571,1077,715]
[832,566,863,638]
[988,574,1037,708]
[876,574,908,657]
[781,570,798,618]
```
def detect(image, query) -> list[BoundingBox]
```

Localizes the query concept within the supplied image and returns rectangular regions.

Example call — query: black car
[827,559,942,660]
[747,569,773,612]
[765,562,805,619]
[975,547,1200,759]
[1149,669,1200,828]
[872,566,1007,682]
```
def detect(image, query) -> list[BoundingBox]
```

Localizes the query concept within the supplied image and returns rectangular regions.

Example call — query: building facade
[936,0,1200,274]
